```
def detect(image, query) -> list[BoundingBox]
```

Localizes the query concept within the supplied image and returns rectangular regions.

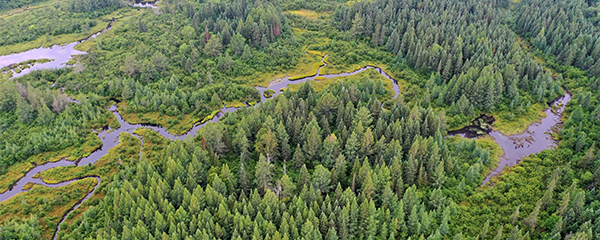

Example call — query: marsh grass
[0,134,102,194]
[263,89,276,98]
[0,178,97,239]
[74,14,137,52]
[287,68,396,100]
[446,135,504,180]
[0,8,138,56]
[35,133,141,184]
[248,49,325,87]
[224,101,247,108]
[492,103,547,135]
[33,133,141,237]
[133,128,167,162]
[283,9,331,20]
[117,101,204,135]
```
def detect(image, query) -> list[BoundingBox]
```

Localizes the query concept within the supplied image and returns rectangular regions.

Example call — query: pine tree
[255,154,273,195]
[292,144,304,170]
[304,126,322,162]
[204,34,223,57]
[312,165,332,195]
[256,129,278,163]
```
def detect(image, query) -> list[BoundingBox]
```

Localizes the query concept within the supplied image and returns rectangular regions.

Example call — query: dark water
[449,93,572,185]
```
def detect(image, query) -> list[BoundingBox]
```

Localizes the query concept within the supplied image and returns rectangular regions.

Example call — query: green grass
[0,134,102,194]
[0,178,97,239]
[248,48,325,87]
[0,8,138,56]
[74,14,138,52]
[224,101,247,108]
[35,132,141,184]
[118,101,203,136]
[492,103,547,136]
[133,128,168,162]
[287,68,396,101]
[263,89,276,98]
[283,9,331,20]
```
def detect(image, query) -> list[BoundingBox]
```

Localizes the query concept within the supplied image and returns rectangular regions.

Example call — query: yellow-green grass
[201,110,221,123]
[32,133,140,238]
[0,134,102,194]
[477,137,504,168]
[247,50,325,87]
[22,182,35,191]
[263,89,276,98]
[0,23,106,56]
[0,8,138,56]
[117,101,204,135]
[292,27,307,34]
[133,128,168,162]
[0,0,59,17]
[286,68,396,100]
[345,0,373,6]
[36,133,140,184]
[284,9,331,20]
[55,191,104,239]
[0,178,97,239]
[35,133,140,186]
[224,101,247,108]
[492,103,547,136]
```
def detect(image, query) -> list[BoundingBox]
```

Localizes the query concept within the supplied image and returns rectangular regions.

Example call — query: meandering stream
[0,36,405,240]
[0,2,571,238]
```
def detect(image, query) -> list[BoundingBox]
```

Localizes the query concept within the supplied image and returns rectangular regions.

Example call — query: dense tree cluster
[0,0,47,11]
[331,0,563,117]
[0,216,41,239]
[513,0,600,76]
[0,72,110,174]
[2,0,600,239]
[63,0,302,119]
[60,81,501,240]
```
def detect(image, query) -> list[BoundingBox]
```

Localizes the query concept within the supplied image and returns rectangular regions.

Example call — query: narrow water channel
[0,2,571,236]
[0,38,405,239]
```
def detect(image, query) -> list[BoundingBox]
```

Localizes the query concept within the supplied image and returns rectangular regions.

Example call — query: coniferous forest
[0,0,600,239]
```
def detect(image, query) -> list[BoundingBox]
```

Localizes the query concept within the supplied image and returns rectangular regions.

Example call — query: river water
[448,93,572,185]
[0,2,570,237]
[0,22,115,78]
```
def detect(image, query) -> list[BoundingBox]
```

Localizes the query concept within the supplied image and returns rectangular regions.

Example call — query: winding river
[0,2,571,238]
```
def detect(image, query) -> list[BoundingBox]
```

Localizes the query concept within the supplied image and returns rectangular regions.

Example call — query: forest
[0,0,599,239]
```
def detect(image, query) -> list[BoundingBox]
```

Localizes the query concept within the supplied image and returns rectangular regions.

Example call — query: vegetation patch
[0,178,97,239]
[117,101,202,136]
[201,110,221,124]
[223,101,246,108]
[35,132,140,184]
[0,134,102,194]
[288,68,395,100]
[263,89,275,98]
[133,128,167,162]
[283,9,330,20]
[492,103,548,135]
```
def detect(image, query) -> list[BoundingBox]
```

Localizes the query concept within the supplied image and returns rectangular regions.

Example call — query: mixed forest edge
[0,0,600,239]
